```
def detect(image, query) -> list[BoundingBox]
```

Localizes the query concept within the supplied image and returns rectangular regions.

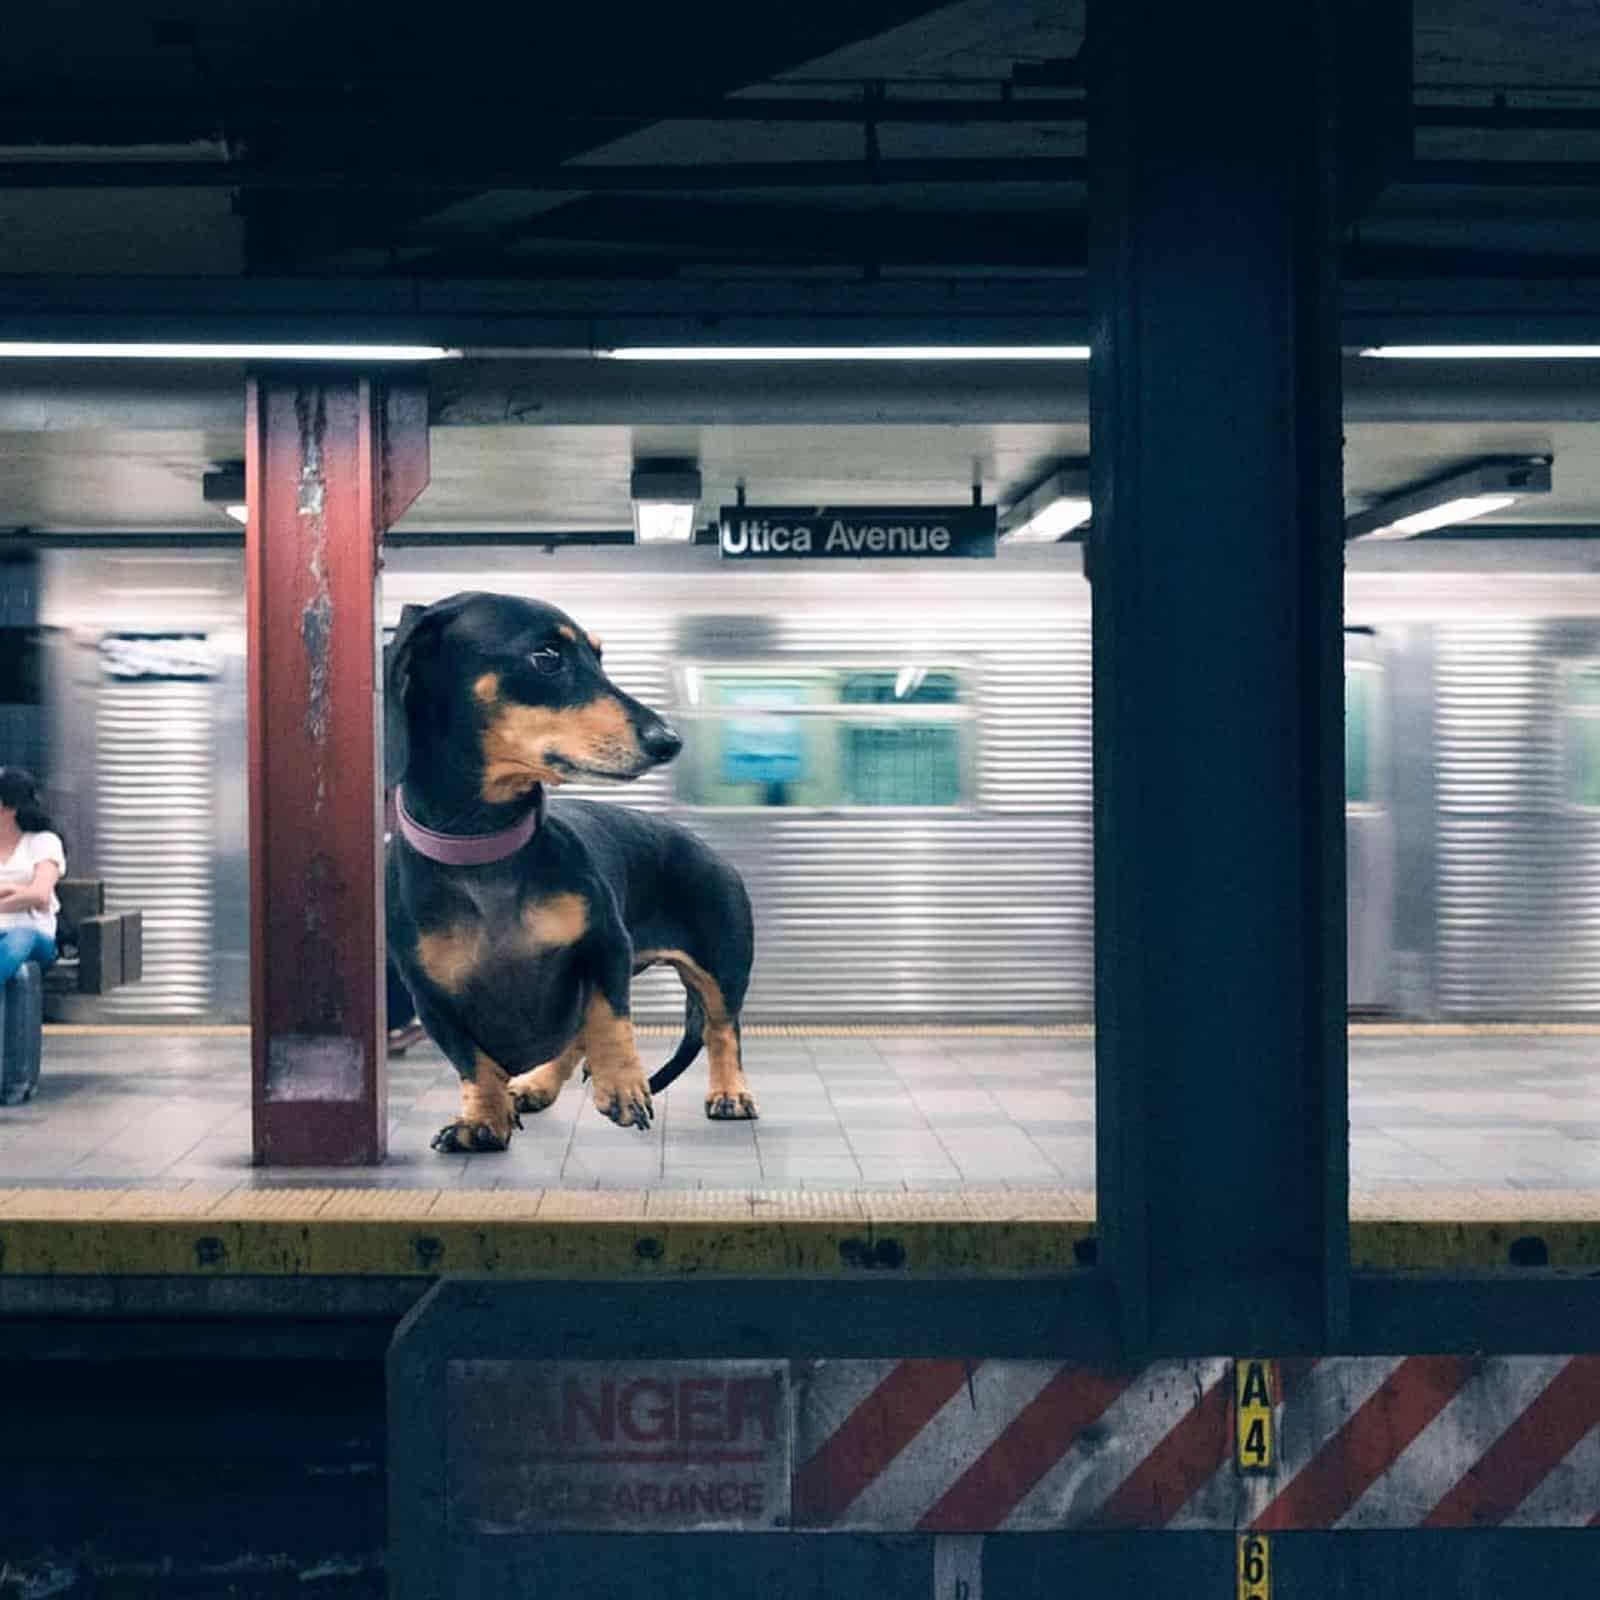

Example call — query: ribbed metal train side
[37,549,249,1022]
[1434,618,1600,1017]
[31,544,1600,1026]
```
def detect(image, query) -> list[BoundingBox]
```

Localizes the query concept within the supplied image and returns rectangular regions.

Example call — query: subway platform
[1,1024,1598,1280]
[1,1022,1597,1195]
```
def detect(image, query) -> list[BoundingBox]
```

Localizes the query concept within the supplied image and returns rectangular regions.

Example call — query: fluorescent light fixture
[202,464,248,526]
[1358,494,1517,540]
[1000,463,1093,544]
[1345,457,1552,542]
[0,342,459,361]
[601,345,1090,362]
[1361,345,1600,360]
[630,461,702,545]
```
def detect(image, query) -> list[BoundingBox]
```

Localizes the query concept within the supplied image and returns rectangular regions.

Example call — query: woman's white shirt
[0,830,65,937]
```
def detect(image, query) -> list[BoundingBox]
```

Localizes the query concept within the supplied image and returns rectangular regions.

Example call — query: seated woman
[0,767,65,987]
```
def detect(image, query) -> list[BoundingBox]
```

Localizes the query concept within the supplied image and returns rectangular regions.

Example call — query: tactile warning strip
[0,1186,1594,1274]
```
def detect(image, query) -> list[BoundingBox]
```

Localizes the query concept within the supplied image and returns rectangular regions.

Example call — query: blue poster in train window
[719,681,807,786]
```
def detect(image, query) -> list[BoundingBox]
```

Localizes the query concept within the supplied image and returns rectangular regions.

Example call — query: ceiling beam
[0,93,1089,140]
[12,151,1600,197]
[401,195,1084,275]
[0,154,1089,191]
[9,353,1600,436]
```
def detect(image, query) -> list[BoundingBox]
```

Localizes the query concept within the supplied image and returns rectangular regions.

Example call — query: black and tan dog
[384,591,758,1153]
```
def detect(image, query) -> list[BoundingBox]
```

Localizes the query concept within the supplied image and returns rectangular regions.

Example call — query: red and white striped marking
[791,1356,1600,1531]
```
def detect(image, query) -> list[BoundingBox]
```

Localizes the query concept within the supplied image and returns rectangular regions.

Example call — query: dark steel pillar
[1088,1,1348,1351]
[246,374,429,1165]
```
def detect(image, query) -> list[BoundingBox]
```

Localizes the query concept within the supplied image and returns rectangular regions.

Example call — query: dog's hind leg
[704,1012,757,1121]
[507,1036,584,1115]
[653,952,757,1121]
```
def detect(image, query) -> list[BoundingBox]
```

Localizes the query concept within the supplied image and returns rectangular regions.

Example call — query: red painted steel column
[246,373,429,1165]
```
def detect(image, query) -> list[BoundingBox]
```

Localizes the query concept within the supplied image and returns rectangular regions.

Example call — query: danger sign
[447,1360,791,1533]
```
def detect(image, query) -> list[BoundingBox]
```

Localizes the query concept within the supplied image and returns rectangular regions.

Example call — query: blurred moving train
[11,537,1600,1023]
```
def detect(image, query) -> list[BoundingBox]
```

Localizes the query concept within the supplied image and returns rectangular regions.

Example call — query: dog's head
[385,592,682,802]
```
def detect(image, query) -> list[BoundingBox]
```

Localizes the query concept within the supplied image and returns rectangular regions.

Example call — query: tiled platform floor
[2,1026,1597,1193]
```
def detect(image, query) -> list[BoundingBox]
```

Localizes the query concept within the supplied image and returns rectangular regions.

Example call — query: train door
[1346,629,1396,1012]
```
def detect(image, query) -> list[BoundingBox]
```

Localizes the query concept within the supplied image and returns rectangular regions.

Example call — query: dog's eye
[528,647,563,676]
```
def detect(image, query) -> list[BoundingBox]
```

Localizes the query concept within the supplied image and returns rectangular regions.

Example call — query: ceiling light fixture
[1344,456,1552,542]
[600,345,1091,362]
[0,342,460,361]
[202,464,248,526]
[630,461,703,545]
[999,463,1093,544]
[1360,345,1600,360]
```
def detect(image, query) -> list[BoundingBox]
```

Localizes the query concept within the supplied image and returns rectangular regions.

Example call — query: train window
[0,627,41,706]
[673,663,973,810]
[1562,662,1600,808]
[839,670,963,807]
[1345,662,1383,808]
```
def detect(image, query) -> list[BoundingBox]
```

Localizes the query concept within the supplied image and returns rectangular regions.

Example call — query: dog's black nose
[640,722,684,764]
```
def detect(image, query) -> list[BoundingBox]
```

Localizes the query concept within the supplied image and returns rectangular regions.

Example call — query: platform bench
[44,878,145,997]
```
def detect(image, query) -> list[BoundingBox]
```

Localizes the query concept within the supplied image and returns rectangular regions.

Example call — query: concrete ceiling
[6,0,1600,278]
[4,2,1600,536]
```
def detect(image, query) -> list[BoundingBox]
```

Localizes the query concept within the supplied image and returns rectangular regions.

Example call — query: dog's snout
[639,721,683,764]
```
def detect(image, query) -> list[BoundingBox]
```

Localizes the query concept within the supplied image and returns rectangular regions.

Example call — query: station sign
[99,632,219,681]
[718,505,996,561]
[446,1359,791,1534]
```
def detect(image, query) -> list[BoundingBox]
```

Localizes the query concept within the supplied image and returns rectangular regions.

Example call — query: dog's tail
[648,989,706,1094]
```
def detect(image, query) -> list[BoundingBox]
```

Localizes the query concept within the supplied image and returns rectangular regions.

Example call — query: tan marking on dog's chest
[415,923,487,993]
[521,891,588,948]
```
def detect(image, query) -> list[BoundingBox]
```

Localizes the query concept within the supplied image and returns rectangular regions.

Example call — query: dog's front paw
[431,1116,517,1153]
[592,1070,653,1132]
[706,1091,759,1121]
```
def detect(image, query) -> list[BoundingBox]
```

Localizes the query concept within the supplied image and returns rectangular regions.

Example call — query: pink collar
[394,786,543,866]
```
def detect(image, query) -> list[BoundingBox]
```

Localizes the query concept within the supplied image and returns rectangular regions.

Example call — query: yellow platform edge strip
[0,1190,1594,1275]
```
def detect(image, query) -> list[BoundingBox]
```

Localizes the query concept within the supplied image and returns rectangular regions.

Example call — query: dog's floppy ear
[383,593,487,787]
[383,603,431,788]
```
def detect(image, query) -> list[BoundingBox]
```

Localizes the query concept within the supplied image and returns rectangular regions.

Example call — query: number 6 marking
[1238,1533,1270,1600]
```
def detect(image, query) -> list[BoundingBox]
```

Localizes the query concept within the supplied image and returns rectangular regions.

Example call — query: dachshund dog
[384,591,758,1153]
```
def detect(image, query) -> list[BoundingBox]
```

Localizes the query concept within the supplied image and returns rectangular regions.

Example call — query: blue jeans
[0,927,57,988]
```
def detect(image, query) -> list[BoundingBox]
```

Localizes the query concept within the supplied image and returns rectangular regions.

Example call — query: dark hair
[0,767,63,847]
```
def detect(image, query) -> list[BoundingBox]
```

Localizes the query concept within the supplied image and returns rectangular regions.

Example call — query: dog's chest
[410,876,591,996]
[407,876,592,1068]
